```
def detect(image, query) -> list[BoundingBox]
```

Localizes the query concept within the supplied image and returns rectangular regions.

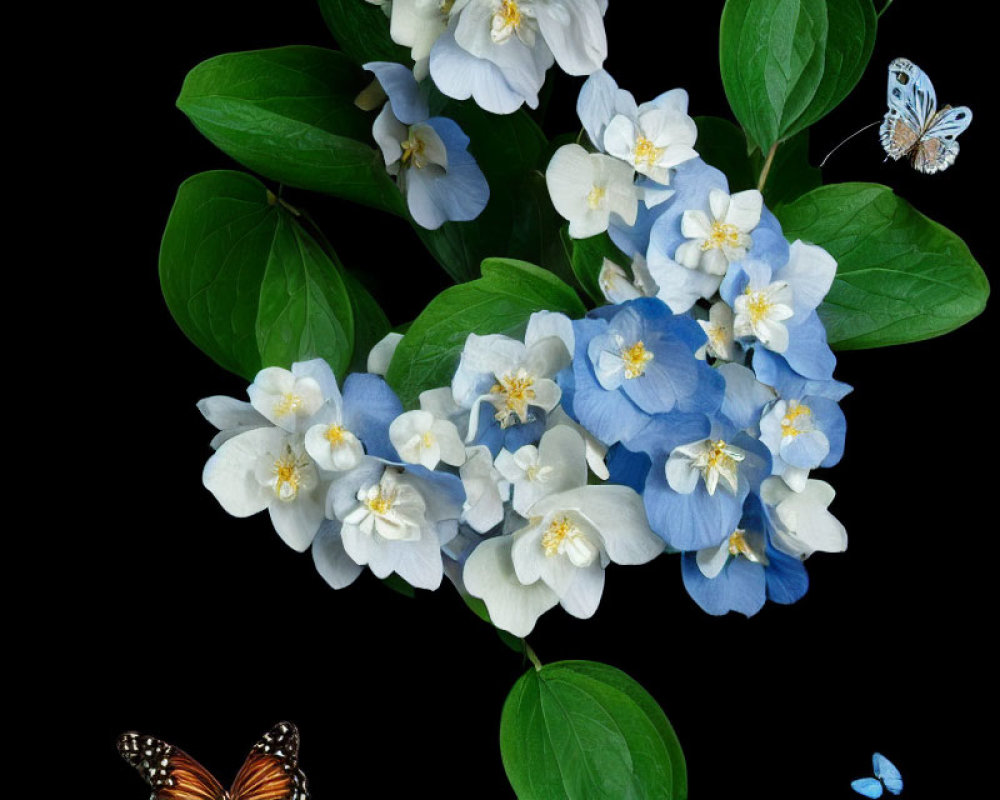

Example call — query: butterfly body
[880,57,971,173]
[118,722,308,800]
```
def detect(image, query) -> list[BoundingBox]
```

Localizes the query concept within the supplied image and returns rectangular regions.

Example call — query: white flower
[675,188,763,276]
[464,485,664,634]
[760,476,847,558]
[546,144,638,239]
[460,444,511,533]
[732,277,794,353]
[367,331,404,376]
[696,301,737,361]
[546,406,609,481]
[598,256,657,305]
[389,409,467,469]
[666,438,747,496]
[452,315,572,437]
[603,107,698,184]
[388,0,454,79]
[196,395,268,449]
[247,360,338,433]
[695,528,768,579]
[324,461,458,589]
[495,425,588,516]
[202,427,326,552]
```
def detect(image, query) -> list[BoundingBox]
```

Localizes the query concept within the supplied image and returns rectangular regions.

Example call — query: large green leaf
[160,171,358,379]
[177,46,405,215]
[500,661,686,800]
[777,183,990,349]
[720,0,876,152]
[317,0,411,66]
[385,258,586,408]
[694,116,821,207]
[256,213,354,377]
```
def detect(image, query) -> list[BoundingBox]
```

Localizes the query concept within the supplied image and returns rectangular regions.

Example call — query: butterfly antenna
[819,121,881,168]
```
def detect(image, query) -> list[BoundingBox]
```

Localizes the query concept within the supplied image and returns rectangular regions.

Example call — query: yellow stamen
[542,517,575,557]
[325,425,346,445]
[366,488,394,516]
[781,402,812,438]
[491,370,536,427]
[743,288,772,324]
[274,392,302,418]
[634,135,664,169]
[621,340,654,379]
[497,0,522,28]
[401,135,426,168]
[728,529,752,558]
[422,431,435,448]
[701,221,742,251]
[272,450,303,501]
[587,185,606,210]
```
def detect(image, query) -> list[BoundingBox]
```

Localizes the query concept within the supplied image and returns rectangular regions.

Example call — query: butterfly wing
[118,732,228,800]
[851,777,884,798]
[873,752,904,795]
[910,105,972,173]
[229,722,309,800]
[880,57,938,161]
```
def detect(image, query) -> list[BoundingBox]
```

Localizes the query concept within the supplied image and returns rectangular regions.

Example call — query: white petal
[463,537,559,637]
[724,189,763,232]
[202,427,287,517]
[367,331,404,376]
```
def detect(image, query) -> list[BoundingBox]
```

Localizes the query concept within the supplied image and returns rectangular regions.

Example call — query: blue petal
[873,754,903,795]
[605,443,652,493]
[341,373,404,460]
[750,206,790,269]
[782,311,837,381]
[623,412,711,458]
[811,395,847,467]
[364,61,429,124]
[644,459,742,550]
[752,347,853,400]
[681,552,766,616]
[763,541,809,605]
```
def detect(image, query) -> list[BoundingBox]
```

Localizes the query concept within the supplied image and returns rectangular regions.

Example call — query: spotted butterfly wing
[230,722,309,800]
[118,722,309,800]
[118,732,227,800]
[880,57,972,173]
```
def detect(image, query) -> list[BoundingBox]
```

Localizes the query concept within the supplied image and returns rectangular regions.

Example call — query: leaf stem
[877,0,893,19]
[523,640,543,671]
[757,142,779,192]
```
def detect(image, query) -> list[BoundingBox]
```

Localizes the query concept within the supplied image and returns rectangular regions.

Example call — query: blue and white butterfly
[851,752,904,798]
[880,57,972,173]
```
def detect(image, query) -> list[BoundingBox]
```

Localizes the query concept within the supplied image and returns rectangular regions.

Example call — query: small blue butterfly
[851,752,903,797]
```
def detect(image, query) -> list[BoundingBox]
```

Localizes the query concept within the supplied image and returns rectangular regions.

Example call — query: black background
[77,1,992,797]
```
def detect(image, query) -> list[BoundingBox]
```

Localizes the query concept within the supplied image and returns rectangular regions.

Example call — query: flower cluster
[199,67,850,636]
[361,0,610,228]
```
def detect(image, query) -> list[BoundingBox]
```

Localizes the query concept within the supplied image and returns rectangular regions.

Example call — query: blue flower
[759,394,846,491]
[680,494,808,617]
[642,160,789,313]
[639,413,772,551]
[366,61,489,230]
[720,240,840,380]
[564,297,725,446]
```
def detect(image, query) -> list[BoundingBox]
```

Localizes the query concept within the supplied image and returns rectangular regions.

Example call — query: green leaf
[160,171,358,379]
[563,228,630,306]
[720,0,876,152]
[776,183,990,349]
[342,271,391,373]
[500,661,686,800]
[177,46,406,215]
[385,258,586,408]
[694,116,821,207]
[381,574,416,598]
[159,171,278,379]
[317,0,411,66]
[460,594,526,653]
[256,213,354,377]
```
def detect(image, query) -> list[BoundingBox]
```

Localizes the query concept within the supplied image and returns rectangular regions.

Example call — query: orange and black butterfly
[880,57,972,173]
[117,721,309,800]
